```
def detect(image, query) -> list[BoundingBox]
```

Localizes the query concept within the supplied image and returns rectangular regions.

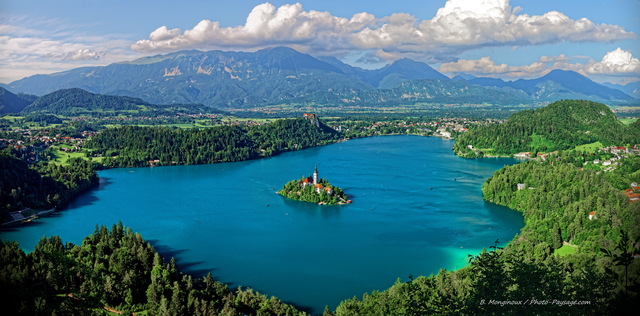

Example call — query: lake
[0,135,523,313]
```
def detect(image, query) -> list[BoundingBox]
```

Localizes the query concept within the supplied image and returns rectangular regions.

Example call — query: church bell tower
[313,165,318,185]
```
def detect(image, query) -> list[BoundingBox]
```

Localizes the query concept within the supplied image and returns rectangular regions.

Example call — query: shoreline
[1,134,526,314]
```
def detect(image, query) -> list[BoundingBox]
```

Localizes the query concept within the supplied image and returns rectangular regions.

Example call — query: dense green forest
[278,178,349,205]
[482,153,640,253]
[453,100,640,157]
[85,117,340,168]
[0,152,98,220]
[1,223,306,315]
[21,88,223,117]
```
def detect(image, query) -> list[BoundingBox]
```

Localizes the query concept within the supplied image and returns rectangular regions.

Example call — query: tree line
[85,117,340,168]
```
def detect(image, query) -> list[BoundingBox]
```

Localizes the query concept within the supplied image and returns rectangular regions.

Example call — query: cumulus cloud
[438,48,640,80]
[133,0,635,63]
[132,3,373,53]
[587,48,640,74]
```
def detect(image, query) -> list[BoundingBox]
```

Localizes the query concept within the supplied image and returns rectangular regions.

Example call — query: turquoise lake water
[0,135,523,314]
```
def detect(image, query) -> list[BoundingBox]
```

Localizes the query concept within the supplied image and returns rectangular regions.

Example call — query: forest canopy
[454,100,640,157]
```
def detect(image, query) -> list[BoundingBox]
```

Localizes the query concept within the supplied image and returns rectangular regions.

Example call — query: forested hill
[21,88,221,116]
[454,100,640,157]
[0,87,34,114]
[85,116,339,168]
[22,88,150,114]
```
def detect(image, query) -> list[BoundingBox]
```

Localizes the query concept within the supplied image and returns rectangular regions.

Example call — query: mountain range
[601,81,640,100]
[4,47,638,109]
[465,70,634,103]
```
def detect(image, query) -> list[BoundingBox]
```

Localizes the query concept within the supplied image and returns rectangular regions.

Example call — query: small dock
[2,208,56,227]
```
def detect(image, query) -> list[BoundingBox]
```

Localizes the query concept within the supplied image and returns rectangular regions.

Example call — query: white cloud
[438,48,640,83]
[0,17,140,83]
[133,0,635,64]
[132,3,372,53]
[586,48,640,74]
[439,56,546,78]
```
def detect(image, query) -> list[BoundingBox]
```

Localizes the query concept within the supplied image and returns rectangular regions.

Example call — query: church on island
[300,166,333,194]
[277,166,350,205]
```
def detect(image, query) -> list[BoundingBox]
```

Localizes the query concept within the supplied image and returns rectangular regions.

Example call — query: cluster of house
[0,129,96,163]
[68,112,222,124]
[220,119,267,126]
[334,117,487,137]
[602,145,640,155]
[592,145,640,172]
[624,182,640,203]
[427,118,475,138]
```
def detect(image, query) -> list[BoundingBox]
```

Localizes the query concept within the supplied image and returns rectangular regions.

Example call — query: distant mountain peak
[451,73,477,81]
[540,69,588,81]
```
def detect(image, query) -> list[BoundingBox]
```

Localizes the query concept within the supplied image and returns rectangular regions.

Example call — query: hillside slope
[0,87,34,114]
[454,99,640,157]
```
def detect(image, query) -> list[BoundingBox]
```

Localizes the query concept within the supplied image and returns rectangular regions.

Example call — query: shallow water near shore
[1,135,523,314]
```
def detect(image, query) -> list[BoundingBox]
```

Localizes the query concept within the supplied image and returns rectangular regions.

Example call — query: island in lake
[278,166,351,205]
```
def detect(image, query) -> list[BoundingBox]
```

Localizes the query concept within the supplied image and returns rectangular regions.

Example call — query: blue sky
[1,0,639,84]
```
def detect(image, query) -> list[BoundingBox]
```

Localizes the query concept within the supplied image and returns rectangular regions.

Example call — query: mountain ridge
[7,47,637,108]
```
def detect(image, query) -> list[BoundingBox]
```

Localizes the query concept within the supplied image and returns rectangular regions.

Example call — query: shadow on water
[484,201,524,229]
[147,239,187,258]
[146,238,316,314]
[1,178,116,235]
[146,239,217,278]
[0,219,46,234]
[62,177,115,209]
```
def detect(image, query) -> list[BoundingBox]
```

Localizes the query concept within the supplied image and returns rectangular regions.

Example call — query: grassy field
[554,244,577,256]
[50,145,104,165]
[619,118,638,125]
[574,141,604,153]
